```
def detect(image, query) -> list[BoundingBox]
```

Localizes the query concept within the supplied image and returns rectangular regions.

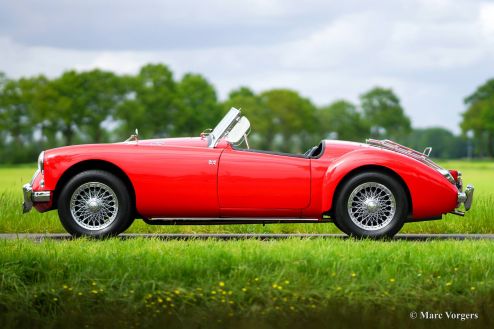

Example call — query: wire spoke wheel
[70,182,119,231]
[347,182,396,231]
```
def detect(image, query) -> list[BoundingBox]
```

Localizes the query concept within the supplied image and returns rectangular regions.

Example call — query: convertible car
[22,108,474,238]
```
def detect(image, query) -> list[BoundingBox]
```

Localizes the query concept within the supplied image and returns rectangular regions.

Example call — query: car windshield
[208,108,242,147]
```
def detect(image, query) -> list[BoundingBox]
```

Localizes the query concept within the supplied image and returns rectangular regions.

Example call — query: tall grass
[0,238,493,328]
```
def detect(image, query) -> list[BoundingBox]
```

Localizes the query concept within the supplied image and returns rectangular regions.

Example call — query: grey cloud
[0,0,493,133]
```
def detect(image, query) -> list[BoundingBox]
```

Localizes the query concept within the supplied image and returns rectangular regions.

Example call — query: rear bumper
[451,184,474,216]
[22,183,51,213]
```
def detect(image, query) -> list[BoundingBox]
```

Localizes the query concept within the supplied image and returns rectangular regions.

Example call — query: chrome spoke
[70,182,119,231]
[347,182,396,231]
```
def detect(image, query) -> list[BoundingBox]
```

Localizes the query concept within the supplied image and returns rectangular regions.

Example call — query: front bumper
[22,183,51,213]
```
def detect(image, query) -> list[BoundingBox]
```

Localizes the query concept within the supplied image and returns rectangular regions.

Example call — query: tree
[0,72,6,89]
[360,87,411,139]
[319,100,369,141]
[258,89,318,153]
[222,87,265,149]
[115,74,147,139]
[403,127,467,159]
[78,69,124,143]
[18,75,60,148]
[44,71,86,145]
[0,79,33,147]
[175,73,222,136]
[462,79,494,157]
[0,77,44,162]
[131,64,178,138]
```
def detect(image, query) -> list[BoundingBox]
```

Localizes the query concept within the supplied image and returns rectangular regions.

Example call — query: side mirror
[226,116,250,144]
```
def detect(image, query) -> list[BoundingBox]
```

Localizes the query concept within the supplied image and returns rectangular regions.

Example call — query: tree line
[0,64,489,163]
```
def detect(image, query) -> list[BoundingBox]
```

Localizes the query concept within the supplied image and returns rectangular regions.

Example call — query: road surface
[0,233,493,241]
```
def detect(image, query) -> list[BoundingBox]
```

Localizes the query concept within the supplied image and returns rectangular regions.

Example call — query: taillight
[449,170,459,181]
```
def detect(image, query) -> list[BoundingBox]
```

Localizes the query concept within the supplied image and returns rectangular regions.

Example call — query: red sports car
[22,108,474,238]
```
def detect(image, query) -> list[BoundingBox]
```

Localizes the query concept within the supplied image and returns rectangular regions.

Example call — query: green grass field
[1,161,492,234]
[1,238,493,328]
[1,161,493,328]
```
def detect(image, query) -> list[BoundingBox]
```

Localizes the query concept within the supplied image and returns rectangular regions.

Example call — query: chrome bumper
[22,183,51,213]
[451,184,474,216]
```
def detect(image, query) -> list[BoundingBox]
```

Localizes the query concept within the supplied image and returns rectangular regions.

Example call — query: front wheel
[334,172,408,238]
[57,170,134,237]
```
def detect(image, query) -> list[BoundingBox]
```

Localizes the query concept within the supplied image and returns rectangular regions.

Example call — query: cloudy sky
[1,0,494,132]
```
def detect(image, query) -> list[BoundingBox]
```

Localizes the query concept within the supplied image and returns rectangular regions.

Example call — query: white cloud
[1,0,494,134]
[480,2,494,36]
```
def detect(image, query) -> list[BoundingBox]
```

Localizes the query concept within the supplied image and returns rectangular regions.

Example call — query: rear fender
[321,148,458,219]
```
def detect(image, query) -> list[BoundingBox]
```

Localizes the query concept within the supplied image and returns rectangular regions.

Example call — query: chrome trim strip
[148,217,320,222]
[37,151,45,174]
[367,139,455,184]
[30,169,40,185]
[33,191,51,202]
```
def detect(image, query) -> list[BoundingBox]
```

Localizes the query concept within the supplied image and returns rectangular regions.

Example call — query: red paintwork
[449,170,459,181]
[30,137,460,220]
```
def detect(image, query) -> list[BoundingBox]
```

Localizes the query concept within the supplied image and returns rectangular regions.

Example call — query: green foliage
[223,88,319,153]
[258,89,318,153]
[77,70,124,143]
[462,79,494,157]
[360,87,411,139]
[319,100,369,142]
[402,127,467,159]
[0,65,487,163]
[175,73,221,136]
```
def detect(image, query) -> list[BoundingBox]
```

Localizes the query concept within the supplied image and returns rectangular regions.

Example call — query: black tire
[332,216,350,235]
[57,170,134,237]
[334,171,408,238]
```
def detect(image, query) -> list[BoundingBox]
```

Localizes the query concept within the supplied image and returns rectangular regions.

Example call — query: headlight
[38,151,45,173]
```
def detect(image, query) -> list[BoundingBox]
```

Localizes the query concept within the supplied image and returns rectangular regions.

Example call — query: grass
[0,238,493,328]
[1,161,493,328]
[0,160,492,234]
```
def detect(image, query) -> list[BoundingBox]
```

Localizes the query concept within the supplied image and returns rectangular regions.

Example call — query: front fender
[321,148,458,219]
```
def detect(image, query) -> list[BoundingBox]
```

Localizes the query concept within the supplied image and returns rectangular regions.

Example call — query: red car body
[30,137,461,220]
[22,107,474,237]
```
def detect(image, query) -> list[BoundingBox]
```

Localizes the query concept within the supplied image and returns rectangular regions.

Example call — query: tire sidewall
[335,172,408,238]
[58,170,132,237]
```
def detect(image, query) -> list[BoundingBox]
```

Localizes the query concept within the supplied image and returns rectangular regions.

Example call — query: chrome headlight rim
[38,151,45,174]
[438,168,455,185]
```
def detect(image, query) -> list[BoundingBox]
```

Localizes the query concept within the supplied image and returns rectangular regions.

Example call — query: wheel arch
[53,160,137,214]
[326,165,412,217]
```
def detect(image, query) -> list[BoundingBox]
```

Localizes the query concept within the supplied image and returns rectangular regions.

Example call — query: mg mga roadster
[23,108,474,238]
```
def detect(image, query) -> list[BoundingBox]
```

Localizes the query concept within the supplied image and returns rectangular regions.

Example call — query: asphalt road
[0,233,493,241]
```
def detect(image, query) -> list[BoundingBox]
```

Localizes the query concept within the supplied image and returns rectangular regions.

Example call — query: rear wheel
[334,172,408,238]
[58,170,134,237]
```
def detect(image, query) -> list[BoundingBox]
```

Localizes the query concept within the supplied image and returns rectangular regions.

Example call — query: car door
[130,144,223,218]
[218,146,311,217]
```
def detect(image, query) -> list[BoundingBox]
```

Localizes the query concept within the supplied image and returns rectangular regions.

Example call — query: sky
[1,0,494,133]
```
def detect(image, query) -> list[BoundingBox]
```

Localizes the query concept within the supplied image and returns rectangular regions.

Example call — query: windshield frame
[208,107,241,148]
